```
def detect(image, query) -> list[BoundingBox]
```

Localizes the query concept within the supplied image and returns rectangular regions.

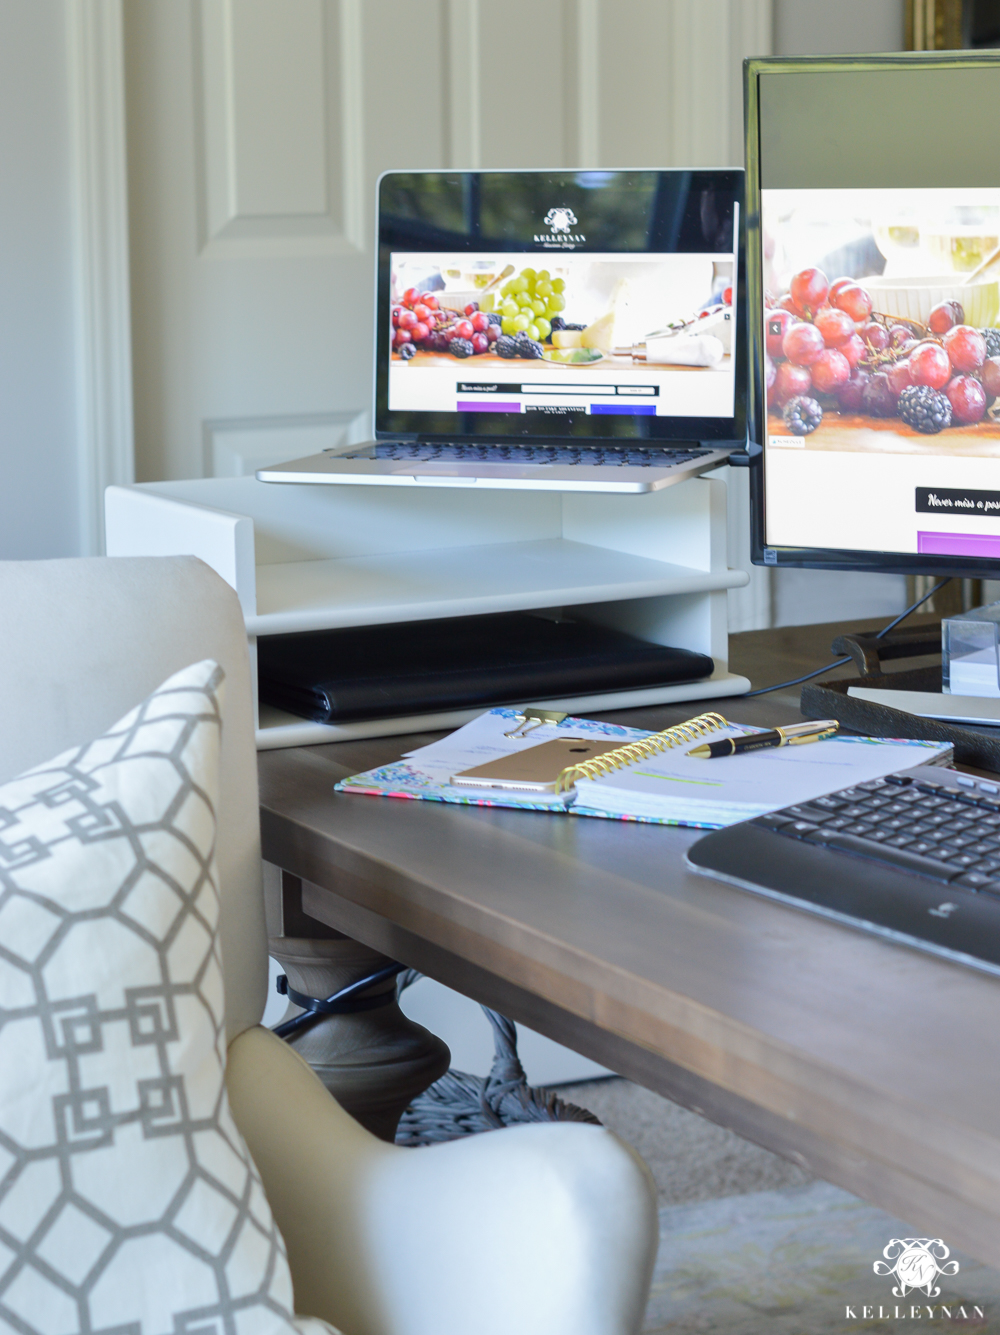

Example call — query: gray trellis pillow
[0,659,337,1335]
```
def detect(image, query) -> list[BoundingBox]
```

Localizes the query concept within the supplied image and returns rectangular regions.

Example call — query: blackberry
[450,338,474,359]
[487,312,502,326]
[782,396,823,435]
[514,330,532,344]
[563,323,586,331]
[981,328,1000,359]
[897,384,952,433]
[495,335,519,359]
[550,316,566,332]
[519,339,544,359]
[398,342,416,361]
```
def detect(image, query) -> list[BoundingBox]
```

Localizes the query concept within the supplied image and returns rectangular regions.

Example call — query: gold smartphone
[450,737,623,793]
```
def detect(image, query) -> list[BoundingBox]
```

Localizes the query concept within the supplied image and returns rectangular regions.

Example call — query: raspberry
[896,384,952,433]
[782,396,823,435]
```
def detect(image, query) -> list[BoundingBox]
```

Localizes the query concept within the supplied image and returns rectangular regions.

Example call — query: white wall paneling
[68,0,135,553]
[205,410,370,477]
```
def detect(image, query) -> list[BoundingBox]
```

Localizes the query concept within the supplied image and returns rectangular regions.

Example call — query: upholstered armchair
[0,554,657,1335]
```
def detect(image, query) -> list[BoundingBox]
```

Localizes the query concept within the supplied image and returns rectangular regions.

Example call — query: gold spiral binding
[554,712,731,794]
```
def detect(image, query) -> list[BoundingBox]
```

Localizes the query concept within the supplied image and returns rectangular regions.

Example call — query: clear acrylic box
[943,601,1000,697]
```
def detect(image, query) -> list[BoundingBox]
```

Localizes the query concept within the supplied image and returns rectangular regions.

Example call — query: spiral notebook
[334,707,953,828]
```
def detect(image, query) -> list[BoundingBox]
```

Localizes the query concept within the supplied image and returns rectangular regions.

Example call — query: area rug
[644,1180,1000,1333]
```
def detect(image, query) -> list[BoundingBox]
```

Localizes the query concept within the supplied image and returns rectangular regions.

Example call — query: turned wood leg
[263,865,450,1142]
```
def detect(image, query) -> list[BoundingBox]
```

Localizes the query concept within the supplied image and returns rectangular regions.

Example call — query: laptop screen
[375,171,745,445]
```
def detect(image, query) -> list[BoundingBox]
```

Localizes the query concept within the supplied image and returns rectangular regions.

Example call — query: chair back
[0,555,267,1039]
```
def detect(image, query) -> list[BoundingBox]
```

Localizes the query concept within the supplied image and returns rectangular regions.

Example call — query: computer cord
[742,577,953,698]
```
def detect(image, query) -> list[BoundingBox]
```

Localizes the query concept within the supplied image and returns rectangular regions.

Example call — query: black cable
[741,578,952,699]
[272,961,406,1040]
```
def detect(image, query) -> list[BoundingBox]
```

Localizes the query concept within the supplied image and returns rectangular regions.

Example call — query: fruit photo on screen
[762,189,1000,456]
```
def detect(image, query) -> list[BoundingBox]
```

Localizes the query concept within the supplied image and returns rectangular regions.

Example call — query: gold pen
[687,720,840,759]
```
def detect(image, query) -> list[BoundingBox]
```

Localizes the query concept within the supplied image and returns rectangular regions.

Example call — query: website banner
[388,251,735,420]
[762,188,1000,556]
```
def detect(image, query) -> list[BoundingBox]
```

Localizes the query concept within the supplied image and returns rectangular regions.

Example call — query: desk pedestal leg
[265,869,450,1143]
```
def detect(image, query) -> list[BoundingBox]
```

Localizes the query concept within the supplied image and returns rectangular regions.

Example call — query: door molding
[68,0,134,554]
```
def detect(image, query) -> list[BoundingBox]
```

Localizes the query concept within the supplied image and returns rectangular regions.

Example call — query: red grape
[837,368,870,412]
[485,324,499,343]
[765,355,776,390]
[828,277,855,303]
[471,311,490,333]
[943,325,986,373]
[790,267,830,313]
[402,288,420,308]
[886,359,913,398]
[778,293,806,316]
[411,321,429,342]
[814,307,855,347]
[946,374,987,424]
[398,309,417,331]
[421,292,439,310]
[927,299,963,335]
[454,319,475,340]
[832,283,873,323]
[782,322,826,367]
[765,309,797,359]
[981,356,1000,400]
[772,361,812,405]
[723,286,733,304]
[862,373,896,417]
[908,342,951,389]
[464,302,480,316]
[393,327,412,348]
[860,322,890,352]
[391,306,403,327]
[811,348,851,393]
[413,304,431,323]
[841,334,866,368]
[889,325,914,348]
[470,332,489,354]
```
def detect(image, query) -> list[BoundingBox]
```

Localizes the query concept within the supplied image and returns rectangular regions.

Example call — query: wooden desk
[259,616,1000,1266]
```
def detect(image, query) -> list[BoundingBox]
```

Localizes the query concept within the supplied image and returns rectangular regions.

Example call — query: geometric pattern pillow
[0,659,337,1335]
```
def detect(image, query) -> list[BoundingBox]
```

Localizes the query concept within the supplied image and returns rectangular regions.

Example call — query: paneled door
[124,0,771,482]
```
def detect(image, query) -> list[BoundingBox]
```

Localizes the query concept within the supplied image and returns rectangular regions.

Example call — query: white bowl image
[864,274,999,328]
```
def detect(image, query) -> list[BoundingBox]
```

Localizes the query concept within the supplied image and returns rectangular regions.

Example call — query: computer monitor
[746,53,1000,577]
[376,169,746,446]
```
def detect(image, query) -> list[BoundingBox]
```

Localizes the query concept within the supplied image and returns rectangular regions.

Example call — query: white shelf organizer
[105,474,750,750]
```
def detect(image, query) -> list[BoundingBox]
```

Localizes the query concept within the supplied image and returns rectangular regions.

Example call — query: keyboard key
[820,832,957,882]
[885,834,916,847]
[812,795,848,810]
[786,821,822,838]
[843,822,875,836]
[956,872,994,890]
[753,812,794,830]
[883,774,913,786]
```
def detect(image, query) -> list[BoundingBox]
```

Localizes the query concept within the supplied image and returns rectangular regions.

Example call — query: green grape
[535,317,551,341]
[501,281,514,297]
[535,281,553,298]
[481,293,494,313]
[501,299,519,319]
[501,315,518,335]
[530,298,546,317]
[546,294,566,313]
[536,270,550,282]
[516,291,534,308]
[527,323,540,341]
[511,276,529,294]
[512,313,531,332]
[551,278,565,293]
[521,268,536,282]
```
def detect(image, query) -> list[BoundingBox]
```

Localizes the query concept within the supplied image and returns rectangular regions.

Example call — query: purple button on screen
[589,403,657,415]
[456,401,521,413]
[918,531,1000,559]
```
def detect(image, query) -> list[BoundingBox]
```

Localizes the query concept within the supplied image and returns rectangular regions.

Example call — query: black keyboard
[686,766,1000,975]
[365,443,710,467]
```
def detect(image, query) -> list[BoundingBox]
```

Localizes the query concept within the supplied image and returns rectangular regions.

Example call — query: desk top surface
[258,615,1000,1261]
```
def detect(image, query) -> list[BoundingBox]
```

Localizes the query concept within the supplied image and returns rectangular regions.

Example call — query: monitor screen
[747,55,1000,576]
[376,170,745,444]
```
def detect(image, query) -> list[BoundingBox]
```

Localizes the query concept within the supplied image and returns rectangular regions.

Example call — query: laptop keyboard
[366,443,712,467]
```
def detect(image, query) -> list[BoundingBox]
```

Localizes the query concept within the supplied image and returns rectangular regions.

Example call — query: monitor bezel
[746,52,1000,579]
[374,167,747,447]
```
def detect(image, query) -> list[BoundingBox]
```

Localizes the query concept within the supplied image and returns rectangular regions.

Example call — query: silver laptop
[257,169,746,495]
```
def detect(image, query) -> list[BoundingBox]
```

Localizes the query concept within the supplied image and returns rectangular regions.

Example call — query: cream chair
[0,554,658,1335]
